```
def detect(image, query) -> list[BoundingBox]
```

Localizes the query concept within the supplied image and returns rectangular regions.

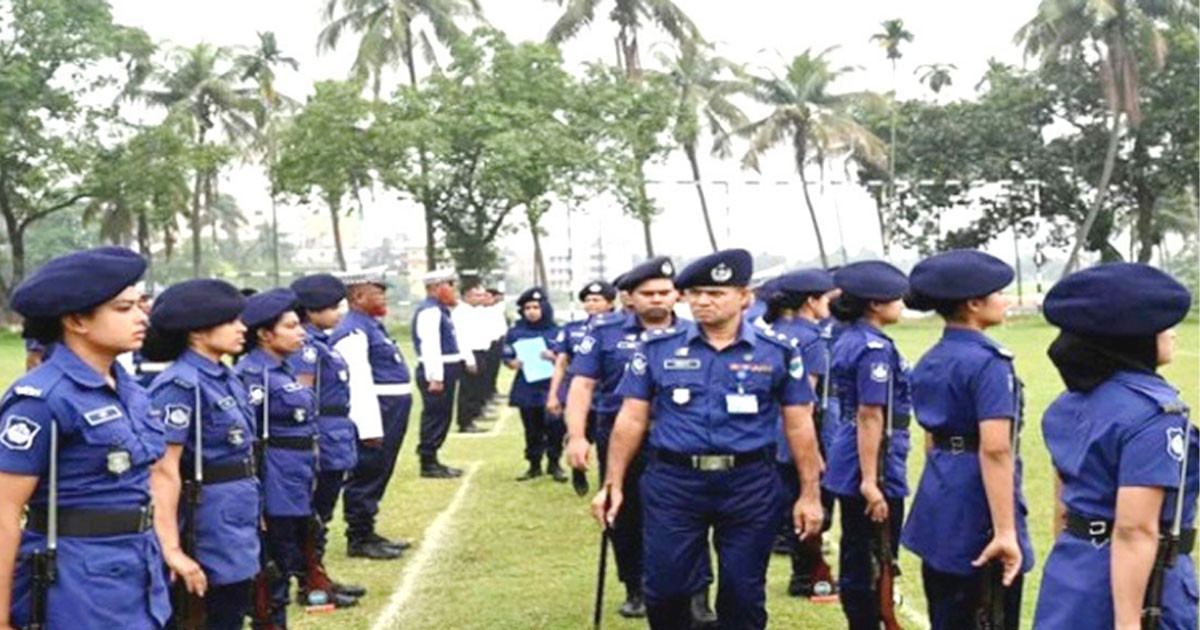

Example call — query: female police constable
[144,279,260,629]
[0,247,174,629]
[235,289,317,629]
[821,260,912,630]
[760,269,839,600]
[1034,263,1197,630]
[901,251,1034,629]
[504,287,566,482]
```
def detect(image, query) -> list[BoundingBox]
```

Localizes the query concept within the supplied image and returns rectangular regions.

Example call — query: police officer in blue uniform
[235,289,318,629]
[821,260,912,630]
[412,269,469,478]
[143,279,261,629]
[759,269,840,600]
[546,280,617,437]
[597,249,824,630]
[288,274,364,604]
[0,247,173,629]
[1034,263,1197,630]
[330,271,412,560]
[504,287,566,482]
[901,251,1034,629]
[566,257,680,620]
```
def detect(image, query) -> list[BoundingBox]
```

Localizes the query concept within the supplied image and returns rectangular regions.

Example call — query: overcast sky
[109,0,1046,275]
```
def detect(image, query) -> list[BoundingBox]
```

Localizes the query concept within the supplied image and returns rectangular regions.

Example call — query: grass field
[0,316,1195,629]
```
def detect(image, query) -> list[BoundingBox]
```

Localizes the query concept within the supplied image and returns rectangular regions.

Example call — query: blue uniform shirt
[289,324,357,472]
[236,348,318,517]
[901,327,1035,576]
[617,319,815,454]
[822,321,912,498]
[550,318,590,404]
[502,322,559,408]
[1034,371,1198,629]
[332,309,410,385]
[767,317,830,463]
[148,349,261,585]
[0,345,171,628]
[569,312,649,416]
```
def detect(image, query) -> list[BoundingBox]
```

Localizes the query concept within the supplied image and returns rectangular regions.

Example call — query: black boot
[368,532,412,552]
[516,461,542,481]
[618,583,646,618]
[546,460,568,483]
[422,457,462,479]
[347,539,402,560]
[689,588,718,629]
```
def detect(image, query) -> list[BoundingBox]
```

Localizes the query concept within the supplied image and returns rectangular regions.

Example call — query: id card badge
[725,393,759,415]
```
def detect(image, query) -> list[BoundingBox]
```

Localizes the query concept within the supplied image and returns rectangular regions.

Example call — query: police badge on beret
[0,416,39,451]
[711,263,733,283]
[661,261,674,276]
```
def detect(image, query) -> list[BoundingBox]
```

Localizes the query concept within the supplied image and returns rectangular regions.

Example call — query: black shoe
[459,423,487,434]
[440,464,464,477]
[571,469,590,496]
[347,540,403,560]
[516,464,542,481]
[368,532,411,552]
[304,588,359,608]
[547,463,568,483]
[772,532,792,555]
[689,589,718,628]
[422,465,459,479]
[332,581,367,598]
[618,586,646,618]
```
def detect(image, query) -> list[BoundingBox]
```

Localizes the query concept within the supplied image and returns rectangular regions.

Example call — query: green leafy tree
[916,63,956,94]
[729,49,886,267]
[870,17,913,221]
[272,80,374,270]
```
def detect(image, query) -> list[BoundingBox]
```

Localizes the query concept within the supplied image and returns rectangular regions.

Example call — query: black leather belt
[26,504,154,537]
[319,406,349,416]
[267,435,315,450]
[931,433,981,453]
[201,458,256,484]
[654,449,770,472]
[1065,512,1196,553]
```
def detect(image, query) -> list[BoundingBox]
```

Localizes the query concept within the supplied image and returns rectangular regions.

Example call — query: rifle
[253,369,282,629]
[173,385,207,629]
[872,359,902,630]
[592,490,611,630]
[976,372,1023,630]
[26,420,57,630]
[1141,415,1191,630]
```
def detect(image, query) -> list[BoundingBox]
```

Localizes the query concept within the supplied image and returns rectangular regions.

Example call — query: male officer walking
[595,249,824,630]
[331,268,413,559]
[413,269,471,478]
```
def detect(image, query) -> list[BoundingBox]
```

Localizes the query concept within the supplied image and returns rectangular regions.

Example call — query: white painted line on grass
[370,461,483,630]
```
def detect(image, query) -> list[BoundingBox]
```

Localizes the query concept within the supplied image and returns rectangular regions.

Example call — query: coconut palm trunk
[1063,111,1122,274]
[684,143,719,251]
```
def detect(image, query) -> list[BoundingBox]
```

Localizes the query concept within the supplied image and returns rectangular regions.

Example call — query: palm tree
[728,48,886,268]
[318,0,483,270]
[655,41,746,252]
[916,63,956,94]
[870,18,913,249]
[239,31,299,284]
[1016,0,1189,274]
[141,44,258,277]
[547,0,702,79]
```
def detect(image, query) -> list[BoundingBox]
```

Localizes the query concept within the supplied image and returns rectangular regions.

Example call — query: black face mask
[1047,331,1159,393]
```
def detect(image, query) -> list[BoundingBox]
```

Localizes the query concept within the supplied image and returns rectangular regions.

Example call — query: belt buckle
[948,436,966,454]
[692,455,734,471]
[1088,520,1108,537]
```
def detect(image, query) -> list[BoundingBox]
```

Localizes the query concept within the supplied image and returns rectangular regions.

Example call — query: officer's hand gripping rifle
[1141,416,1191,630]
[26,420,57,630]
[975,374,1024,630]
[873,361,903,630]
[173,386,207,629]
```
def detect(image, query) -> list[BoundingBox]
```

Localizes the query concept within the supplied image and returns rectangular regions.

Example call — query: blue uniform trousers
[922,563,1022,630]
[837,494,904,630]
[257,516,307,629]
[416,364,461,460]
[343,394,412,543]
[641,458,779,630]
[312,469,347,556]
[519,406,564,465]
[596,421,645,587]
[205,580,251,630]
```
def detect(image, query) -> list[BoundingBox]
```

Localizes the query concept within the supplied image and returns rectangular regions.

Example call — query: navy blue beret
[775,269,836,295]
[834,261,909,301]
[578,280,617,302]
[675,249,753,290]
[150,279,245,332]
[517,286,547,306]
[909,250,1013,302]
[10,246,146,318]
[241,288,298,329]
[291,274,346,311]
[1044,263,1191,336]
[617,257,676,291]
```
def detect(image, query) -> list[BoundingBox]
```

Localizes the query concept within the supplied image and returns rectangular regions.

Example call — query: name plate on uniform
[663,358,701,371]
[725,393,758,415]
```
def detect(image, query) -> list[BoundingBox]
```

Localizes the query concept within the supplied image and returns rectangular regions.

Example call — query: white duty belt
[375,382,412,397]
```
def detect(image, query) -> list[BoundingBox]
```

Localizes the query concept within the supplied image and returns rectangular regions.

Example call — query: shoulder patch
[0,416,40,451]
[577,336,596,355]
[164,404,191,429]
[301,346,319,364]
[1167,426,1187,462]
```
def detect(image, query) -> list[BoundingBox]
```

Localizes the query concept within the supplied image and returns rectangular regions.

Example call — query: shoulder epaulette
[590,312,626,329]
[866,340,887,350]
[641,326,685,345]
[755,327,794,350]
